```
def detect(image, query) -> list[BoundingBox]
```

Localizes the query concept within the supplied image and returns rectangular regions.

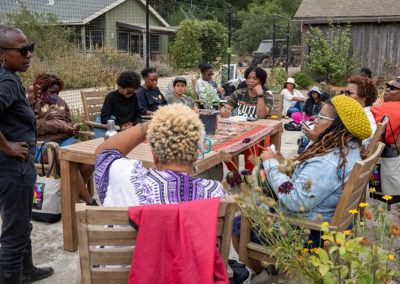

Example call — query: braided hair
[33,73,64,97]
[295,101,367,187]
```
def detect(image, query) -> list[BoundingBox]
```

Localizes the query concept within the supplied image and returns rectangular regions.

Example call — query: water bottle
[104,120,117,140]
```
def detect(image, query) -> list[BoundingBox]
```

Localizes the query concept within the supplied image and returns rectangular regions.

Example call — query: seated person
[195,63,225,102]
[94,103,227,207]
[232,95,371,252]
[165,77,198,112]
[100,71,142,132]
[220,66,273,171]
[237,79,269,92]
[136,68,167,115]
[30,74,96,205]
[281,78,305,117]
[342,75,378,147]
[371,76,400,144]
[291,86,322,124]
[359,67,372,78]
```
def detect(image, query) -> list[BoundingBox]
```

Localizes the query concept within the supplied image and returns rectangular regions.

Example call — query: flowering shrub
[223,150,400,283]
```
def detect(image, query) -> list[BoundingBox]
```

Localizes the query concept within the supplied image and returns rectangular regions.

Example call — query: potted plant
[198,84,220,135]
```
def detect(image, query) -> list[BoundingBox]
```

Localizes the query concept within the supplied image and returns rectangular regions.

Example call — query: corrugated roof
[1,0,169,26]
[294,0,400,23]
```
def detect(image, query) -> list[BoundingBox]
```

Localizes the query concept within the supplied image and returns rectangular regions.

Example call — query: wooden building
[294,0,400,76]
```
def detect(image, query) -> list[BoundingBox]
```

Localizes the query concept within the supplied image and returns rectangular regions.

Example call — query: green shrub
[304,23,360,85]
[292,72,313,89]
[171,19,227,69]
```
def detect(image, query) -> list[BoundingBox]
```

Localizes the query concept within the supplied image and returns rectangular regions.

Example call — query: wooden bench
[76,196,237,283]
[238,142,385,268]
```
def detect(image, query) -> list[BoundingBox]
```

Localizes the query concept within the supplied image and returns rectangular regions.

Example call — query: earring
[192,166,198,175]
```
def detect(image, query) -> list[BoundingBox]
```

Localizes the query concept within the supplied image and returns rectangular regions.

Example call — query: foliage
[232,0,302,56]
[382,59,400,83]
[226,151,400,283]
[304,23,361,85]
[293,72,314,89]
[267,67,287,93]
[198,84,220,110]
[171,19,227,69]
[2,2,77,60]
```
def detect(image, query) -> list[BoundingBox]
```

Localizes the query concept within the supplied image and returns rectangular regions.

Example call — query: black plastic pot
[199,113,218,135]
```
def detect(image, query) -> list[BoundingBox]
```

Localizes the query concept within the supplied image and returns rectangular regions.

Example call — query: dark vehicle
[251,39,301,68]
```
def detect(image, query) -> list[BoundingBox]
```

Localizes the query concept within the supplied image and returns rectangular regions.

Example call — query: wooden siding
[300,22,400,76]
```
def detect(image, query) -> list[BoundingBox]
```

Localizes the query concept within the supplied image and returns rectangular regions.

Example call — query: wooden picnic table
[59,119,282,251]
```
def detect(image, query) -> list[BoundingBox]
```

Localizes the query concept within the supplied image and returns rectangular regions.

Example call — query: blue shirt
[262,144,362,222]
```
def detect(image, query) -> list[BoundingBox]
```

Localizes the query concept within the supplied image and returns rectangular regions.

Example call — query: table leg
[270,126,282,152]
[61,159,80,251]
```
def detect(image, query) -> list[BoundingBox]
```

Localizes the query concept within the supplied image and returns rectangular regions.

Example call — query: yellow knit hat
[331,95,372,141]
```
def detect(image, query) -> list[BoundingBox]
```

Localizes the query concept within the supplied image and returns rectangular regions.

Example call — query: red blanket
[128,197,229,284]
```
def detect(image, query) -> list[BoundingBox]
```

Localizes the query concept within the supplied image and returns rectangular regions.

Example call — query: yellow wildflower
[344,230,351,236]
[302,248,309,254]
[360,222,365,225]
[321,235,328,240]
[386,254,394,260]
[369,188,376,193]
[382,195,393,201]
[308,240,313,244]
[313,248,320,254]
[348,209,359,214]
[359,203,369,208]
[299,206,305,213]
[322,222,329,227]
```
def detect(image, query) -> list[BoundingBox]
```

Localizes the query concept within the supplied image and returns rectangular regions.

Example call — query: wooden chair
[76,195,236,283]
[238,142,385,268]
[267,93,283,120]
[367,115,388,157]
[80,90,113,132]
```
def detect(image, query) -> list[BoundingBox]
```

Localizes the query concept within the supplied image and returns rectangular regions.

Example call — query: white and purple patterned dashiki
[95,149,227,207]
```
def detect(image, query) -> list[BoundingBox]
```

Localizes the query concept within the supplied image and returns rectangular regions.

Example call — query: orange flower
[377,208,385,213]
[359,237,370,246]
[363,208,373,220]
[390,223,400,237]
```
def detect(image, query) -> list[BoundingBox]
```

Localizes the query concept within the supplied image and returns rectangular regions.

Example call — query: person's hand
[309,115,317,120]
[216,87,226,94]
[302,127,318,141]
[72,123,81,135]
[253,85,264,96]
[4,141,29,162]
[260,148,276,161]
[121,125,132,131]
[220,105,231,118]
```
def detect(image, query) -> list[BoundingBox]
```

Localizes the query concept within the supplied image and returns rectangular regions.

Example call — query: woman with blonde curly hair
[94,103,226,206]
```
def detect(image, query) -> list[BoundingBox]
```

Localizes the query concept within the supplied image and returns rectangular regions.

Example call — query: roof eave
[293,16,400,24]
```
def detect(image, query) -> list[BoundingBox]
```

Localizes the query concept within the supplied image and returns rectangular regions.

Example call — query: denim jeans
[0,149,36,276]
[287,101,304,116]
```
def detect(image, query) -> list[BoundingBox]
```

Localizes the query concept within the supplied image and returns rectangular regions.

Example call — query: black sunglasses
[386,83,400,91]
[0,42,34,57]
[126,90,135,95]
[340,90,354,96]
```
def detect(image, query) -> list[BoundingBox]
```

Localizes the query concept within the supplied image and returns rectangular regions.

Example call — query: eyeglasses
[316,113,335,124]
[340,90,354,96]
[0,43,34,57]
[125,90,135,95]
[386,83,400,91]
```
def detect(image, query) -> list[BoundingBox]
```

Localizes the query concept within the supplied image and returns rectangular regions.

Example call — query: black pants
[0,152,36,276]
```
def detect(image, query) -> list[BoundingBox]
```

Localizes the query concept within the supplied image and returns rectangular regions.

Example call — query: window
[118,31,129,52]
[85,30,103,50]
[150,35,160,53]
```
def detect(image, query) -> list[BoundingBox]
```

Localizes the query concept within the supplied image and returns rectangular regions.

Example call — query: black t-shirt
[100,90,142,126]
[136,86,167,115]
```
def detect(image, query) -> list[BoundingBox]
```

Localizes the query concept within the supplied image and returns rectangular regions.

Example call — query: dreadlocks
[295,101,367,188]
[32,73,64,97]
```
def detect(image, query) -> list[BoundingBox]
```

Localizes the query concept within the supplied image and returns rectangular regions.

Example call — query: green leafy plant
[171,19,227,69]
[224,151,400,283]
[267,66,287,93]
[293,72,314,89]
[198,84,220,110]
[304,23,361,85]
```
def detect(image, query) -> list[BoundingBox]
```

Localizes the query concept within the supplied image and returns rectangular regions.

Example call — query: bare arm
[253,85,270,119]
[220,104,233,118]
[95,121,151,157]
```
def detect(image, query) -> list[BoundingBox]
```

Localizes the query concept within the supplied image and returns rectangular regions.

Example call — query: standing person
[0,25,53,283]
[290,86,322,124]
[165,77,198,112]
[195,63,225,102]
[100,71,142,131]
[281,78,305,117]
[136,68,167,115]
[30,73,97,206]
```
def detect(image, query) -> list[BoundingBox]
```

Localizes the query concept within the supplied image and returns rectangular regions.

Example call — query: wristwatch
[256,94,264,98]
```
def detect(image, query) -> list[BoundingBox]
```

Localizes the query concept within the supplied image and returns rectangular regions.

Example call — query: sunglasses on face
[125,90,135,95]
[0,43,34,57]
[386,83,400,91]
[316,112,335,124]
[340,90,354,96]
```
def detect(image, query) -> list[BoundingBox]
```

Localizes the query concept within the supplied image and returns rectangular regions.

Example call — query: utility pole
[146,0,150,68]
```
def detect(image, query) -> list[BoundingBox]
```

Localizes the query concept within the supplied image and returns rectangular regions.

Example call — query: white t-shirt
[280,88,305,114]
[363,106,377,148]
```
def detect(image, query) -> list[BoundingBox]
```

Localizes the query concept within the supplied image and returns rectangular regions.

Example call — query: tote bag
[32,142,62,223]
